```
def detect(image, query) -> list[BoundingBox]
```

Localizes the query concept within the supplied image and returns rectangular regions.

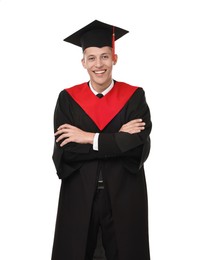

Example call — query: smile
[93,70,106,74]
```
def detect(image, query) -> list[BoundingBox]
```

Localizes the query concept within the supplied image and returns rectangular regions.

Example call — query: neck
[89,80,114,96]
[90,79,113,93]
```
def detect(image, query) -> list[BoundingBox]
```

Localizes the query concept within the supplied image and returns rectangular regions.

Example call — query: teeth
[95,70,105,74]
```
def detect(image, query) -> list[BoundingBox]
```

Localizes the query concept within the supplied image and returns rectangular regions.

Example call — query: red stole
[65,81,138,131]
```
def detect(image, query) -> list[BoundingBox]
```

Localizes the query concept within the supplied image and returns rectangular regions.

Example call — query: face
[81,46,117,92]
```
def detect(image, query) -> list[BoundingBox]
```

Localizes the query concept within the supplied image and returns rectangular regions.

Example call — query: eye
[88,56,95,62]
[102,55,109,60]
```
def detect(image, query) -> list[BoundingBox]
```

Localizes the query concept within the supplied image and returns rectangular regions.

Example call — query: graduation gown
[51,81,152,260]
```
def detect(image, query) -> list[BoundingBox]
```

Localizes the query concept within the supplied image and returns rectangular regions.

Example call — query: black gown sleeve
[98,88,152,170]
[52,91,91,179]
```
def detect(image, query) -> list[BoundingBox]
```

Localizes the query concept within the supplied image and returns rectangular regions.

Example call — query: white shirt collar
[89,80,114,96]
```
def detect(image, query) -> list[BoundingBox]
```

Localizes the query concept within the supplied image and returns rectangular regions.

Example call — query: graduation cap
[63,20,129,60]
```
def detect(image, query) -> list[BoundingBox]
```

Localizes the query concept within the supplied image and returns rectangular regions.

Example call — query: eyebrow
[87,52,111,57]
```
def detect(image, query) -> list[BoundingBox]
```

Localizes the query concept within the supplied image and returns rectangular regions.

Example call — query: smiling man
[51,20,152,260]
[82,46,115,93]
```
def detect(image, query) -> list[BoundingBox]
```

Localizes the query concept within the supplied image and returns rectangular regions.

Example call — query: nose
[95,57,103,68]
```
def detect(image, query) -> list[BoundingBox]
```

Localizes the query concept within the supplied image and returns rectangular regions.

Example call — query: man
[51,20,152,260]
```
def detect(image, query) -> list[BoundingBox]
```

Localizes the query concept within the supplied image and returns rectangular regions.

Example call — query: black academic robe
[51,81,152,260]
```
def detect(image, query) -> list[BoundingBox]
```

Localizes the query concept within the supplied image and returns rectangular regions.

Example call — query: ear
[112,54,118,65]
[81,58,86,69]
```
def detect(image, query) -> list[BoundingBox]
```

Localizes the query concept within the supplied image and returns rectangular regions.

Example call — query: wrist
[87,132,95,144]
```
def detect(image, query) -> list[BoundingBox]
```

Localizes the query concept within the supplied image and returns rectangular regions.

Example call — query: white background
[0,0,199,259]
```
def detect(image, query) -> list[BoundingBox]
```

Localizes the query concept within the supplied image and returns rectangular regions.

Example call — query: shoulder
[116,81,143,90]
[65,82,88,94]
[115,81,145,96]
[116,81,148,108]
[57,82,87,100]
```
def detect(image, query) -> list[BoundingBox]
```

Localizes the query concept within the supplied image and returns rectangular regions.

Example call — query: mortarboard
[63,20,129,60]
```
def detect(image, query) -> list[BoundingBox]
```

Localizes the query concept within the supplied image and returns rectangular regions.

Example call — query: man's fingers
[57,123,74,131]
[60,138,70,147]
[124,121,145,129]
[56,133,69,143]
[55,124,75,136]
[126,119,145,126]
[54,129,67,136]
[119,118,146,134]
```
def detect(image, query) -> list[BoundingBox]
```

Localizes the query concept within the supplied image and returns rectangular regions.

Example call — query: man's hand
[54,124,95,147]
[119,119,145,134]
[55,119,145,147]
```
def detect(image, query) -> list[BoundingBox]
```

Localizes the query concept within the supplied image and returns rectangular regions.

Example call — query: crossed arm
[54,119,146,147]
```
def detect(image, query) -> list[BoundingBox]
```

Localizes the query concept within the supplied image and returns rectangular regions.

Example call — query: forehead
[84,46,112,56]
